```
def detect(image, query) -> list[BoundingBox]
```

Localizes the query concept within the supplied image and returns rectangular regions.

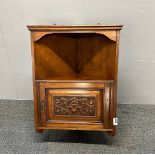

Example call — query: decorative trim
[96,31,116,41]
[27,25,123,31]
[33,32,54,41]
[32,31,117,42]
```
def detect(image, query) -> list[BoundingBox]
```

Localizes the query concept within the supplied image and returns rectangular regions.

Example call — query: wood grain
[27,25,122,135]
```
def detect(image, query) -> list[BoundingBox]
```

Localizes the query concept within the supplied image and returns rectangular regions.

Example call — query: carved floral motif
[53,96,96,116]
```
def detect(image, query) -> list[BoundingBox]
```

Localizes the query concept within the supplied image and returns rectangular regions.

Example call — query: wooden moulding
[27,25,123,42]
[27,25,123,31]
[30,31,116,42]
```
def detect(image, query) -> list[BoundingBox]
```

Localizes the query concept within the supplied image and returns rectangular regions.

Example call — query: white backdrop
[0,0,155,104]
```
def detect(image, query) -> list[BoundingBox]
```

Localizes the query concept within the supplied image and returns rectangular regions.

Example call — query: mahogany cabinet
[27,25,122,136]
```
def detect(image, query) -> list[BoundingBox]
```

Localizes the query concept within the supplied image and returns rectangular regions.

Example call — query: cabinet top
[27,25,123,31]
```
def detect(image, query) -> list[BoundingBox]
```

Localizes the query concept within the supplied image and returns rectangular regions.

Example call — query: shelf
[36,75,114,83]
[34,33,116,81]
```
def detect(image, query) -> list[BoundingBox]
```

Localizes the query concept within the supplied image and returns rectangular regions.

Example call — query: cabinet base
[107,130,116,136]
[36,127,115,136]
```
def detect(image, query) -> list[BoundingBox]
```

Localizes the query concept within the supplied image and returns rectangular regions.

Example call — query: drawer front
[47,89,102,122]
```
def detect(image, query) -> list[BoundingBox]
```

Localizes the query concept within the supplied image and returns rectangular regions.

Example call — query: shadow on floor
[35,130,116,145]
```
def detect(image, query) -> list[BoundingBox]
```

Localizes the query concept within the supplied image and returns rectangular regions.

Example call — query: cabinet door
[38,82,112,130]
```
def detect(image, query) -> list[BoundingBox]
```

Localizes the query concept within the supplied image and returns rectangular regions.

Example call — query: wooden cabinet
[27,25,122,136]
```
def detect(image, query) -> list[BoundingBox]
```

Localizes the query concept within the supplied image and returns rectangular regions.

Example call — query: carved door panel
[47,89,102,123]
[38,82,112,129]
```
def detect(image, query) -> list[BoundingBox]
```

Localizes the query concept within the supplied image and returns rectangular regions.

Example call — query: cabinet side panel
[112,31,121,132]
[30,32,41,131]
[114,31,121,81]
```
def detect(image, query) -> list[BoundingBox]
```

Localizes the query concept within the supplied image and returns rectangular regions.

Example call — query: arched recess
[32,31,116,42]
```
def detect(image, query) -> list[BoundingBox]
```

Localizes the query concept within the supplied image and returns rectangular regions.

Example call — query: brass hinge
[40,101,46,112]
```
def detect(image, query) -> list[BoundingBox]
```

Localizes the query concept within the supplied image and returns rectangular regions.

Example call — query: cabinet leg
[107,130,115,136]
[36,129,44,133]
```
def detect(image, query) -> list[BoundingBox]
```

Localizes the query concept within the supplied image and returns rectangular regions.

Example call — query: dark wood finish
[27,25,122,136]
[52,94,96,116]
